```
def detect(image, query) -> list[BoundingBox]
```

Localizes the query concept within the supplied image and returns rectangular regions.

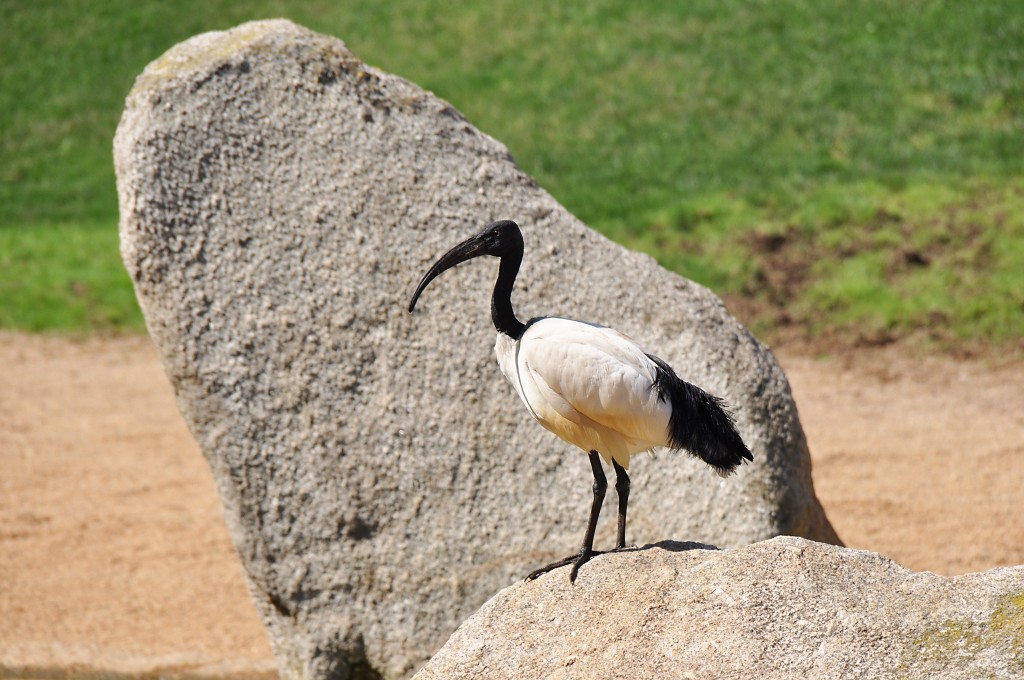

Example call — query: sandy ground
[1,333,1022,677]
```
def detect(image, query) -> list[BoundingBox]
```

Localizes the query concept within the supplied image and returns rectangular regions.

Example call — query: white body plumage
[494,317,671,469]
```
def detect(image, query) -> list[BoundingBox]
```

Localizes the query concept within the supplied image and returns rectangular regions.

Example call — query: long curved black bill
[408,232,494,313]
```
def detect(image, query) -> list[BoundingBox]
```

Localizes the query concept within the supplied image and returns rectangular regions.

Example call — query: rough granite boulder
[415,537,1024,679]
[115,19,838,679]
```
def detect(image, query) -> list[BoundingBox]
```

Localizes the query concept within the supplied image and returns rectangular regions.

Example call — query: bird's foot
[525,549,605,583]
[525,554,578,581]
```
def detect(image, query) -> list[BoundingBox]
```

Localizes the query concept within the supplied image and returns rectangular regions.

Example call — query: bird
[408,219,753,582]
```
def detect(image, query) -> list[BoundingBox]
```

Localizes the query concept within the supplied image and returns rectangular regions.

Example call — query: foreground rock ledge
[416,537,1024,680]
[116,19,837,679]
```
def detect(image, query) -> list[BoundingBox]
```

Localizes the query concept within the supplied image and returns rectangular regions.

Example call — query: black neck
[491,250,526,339]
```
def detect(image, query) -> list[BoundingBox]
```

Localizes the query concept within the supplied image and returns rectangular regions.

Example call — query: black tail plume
[648,354,753,475]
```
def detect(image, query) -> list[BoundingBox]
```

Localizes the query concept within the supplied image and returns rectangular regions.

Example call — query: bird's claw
[568,550,597,583]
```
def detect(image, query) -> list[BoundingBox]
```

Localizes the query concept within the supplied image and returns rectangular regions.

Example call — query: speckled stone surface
[415,537,1024,680]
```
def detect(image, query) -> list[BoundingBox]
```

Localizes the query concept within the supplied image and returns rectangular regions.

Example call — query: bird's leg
[612,459,630,550]
[526,451,607,583]
[569,451,608,580]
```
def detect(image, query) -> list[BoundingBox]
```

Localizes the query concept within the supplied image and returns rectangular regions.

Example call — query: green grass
[0,221,142,332]
[800,182,1024,345]
[2,1,1022,349]
[647,178,1024,347]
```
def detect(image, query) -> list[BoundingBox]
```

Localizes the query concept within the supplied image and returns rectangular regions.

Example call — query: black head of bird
[409,219,525,338]
[409,219,752,582]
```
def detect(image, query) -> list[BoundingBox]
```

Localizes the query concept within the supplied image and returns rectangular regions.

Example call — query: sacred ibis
[408,219,752,582]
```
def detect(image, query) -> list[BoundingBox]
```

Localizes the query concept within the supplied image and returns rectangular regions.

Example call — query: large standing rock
[414,537,1024,679]
[115,19,838,679]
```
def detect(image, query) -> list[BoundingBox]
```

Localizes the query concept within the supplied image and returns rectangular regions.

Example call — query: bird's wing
[516,318,672,449]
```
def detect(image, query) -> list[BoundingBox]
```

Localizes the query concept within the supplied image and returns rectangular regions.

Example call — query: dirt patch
[0,333,274,678]
[778,346,1024,574]
[1,333,1022,676]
